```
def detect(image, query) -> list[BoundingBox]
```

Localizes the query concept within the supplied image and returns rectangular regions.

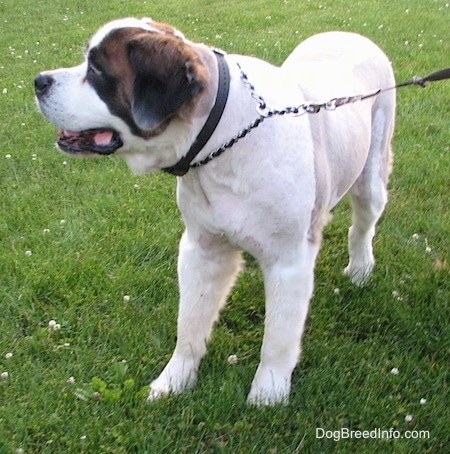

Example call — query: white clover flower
[43,228,50,234]
[227,354,238,365]
[80,435,87,441]
[133,184,140,189]
[1,371,9,380]
[405,414,413,423]
[390,367,399,375]
[420,398,427,405]
[5,353,13,359]
[392,290,403,301]
[5,154,11,159]
[60,219,66,225]
[333,288,340,295]
[25,250,32,257]
[67,376,76,384]
[48,320,61,331]
[123,295,131,303]
[2,88,7,94]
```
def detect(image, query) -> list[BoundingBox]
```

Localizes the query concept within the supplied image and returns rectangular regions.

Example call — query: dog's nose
[34,74,54,97]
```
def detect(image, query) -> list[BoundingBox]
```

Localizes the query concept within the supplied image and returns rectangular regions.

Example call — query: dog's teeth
[61,130,78,137]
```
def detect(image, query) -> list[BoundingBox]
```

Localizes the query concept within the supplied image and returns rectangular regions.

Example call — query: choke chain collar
[187,63,450,172]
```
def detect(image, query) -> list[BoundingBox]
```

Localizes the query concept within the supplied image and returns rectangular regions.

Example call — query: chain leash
[191,63,345,168]
[191,63,450,169]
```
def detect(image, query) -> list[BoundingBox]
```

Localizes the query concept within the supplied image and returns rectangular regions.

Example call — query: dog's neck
[163,50,230,176]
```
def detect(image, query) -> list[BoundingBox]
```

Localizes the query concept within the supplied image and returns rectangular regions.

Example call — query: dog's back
[282,32,396,211]
[282,31,395,96]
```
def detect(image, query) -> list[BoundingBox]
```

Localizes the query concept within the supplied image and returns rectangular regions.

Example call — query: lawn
[0,0,449,452]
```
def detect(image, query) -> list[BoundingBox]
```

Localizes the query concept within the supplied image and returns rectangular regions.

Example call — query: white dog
[35,18,396,405]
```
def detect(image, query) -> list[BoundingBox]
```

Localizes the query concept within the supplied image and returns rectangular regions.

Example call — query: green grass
[0,0,449,452]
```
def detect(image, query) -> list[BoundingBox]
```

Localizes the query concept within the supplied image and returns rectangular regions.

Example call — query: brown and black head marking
[86,26,209,137]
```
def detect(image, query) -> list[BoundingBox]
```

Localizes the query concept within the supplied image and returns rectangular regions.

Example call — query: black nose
[34,74,54,97]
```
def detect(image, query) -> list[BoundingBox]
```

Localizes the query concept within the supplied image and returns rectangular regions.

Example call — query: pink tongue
[93,130,113,146]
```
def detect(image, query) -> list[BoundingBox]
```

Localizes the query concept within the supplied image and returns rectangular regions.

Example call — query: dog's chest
[177,171,315,260]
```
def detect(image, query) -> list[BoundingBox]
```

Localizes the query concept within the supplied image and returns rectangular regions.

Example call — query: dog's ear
[128,33,206,132]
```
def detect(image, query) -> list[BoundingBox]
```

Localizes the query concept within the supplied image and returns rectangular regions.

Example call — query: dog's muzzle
[34,73,124,156]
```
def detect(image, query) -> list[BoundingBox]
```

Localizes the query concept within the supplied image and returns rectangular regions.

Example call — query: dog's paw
[247,366,290,406]
[344,262,374,286]
[147,358,198,402]
[247,390,289,407]
[147,383,171,402]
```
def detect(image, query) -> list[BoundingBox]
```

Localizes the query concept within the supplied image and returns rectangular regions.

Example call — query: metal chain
[191,64,303,168]
[191,64,379,169]
[237,63,267,111]
[191,114,266,168]
[189,62,450,170]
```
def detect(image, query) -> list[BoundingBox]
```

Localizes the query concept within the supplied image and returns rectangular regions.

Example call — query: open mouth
[57,129,123,155]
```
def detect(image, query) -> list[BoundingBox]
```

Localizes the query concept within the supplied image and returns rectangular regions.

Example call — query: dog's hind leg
[345,103,395,285]
[148,230,242,401]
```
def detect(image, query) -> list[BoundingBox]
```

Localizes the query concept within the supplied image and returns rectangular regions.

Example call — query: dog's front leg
[247,239,320,406]
[148,230,242,401]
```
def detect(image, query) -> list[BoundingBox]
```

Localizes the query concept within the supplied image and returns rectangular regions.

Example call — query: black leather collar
[163,50,230,176]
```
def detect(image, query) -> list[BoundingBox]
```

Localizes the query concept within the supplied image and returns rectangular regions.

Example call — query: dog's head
[35,18,209,164]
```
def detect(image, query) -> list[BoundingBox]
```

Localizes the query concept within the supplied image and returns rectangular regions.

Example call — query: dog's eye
[87,61,102,77]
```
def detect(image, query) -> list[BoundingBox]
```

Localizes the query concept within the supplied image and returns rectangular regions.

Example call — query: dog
[35,17,396,405]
